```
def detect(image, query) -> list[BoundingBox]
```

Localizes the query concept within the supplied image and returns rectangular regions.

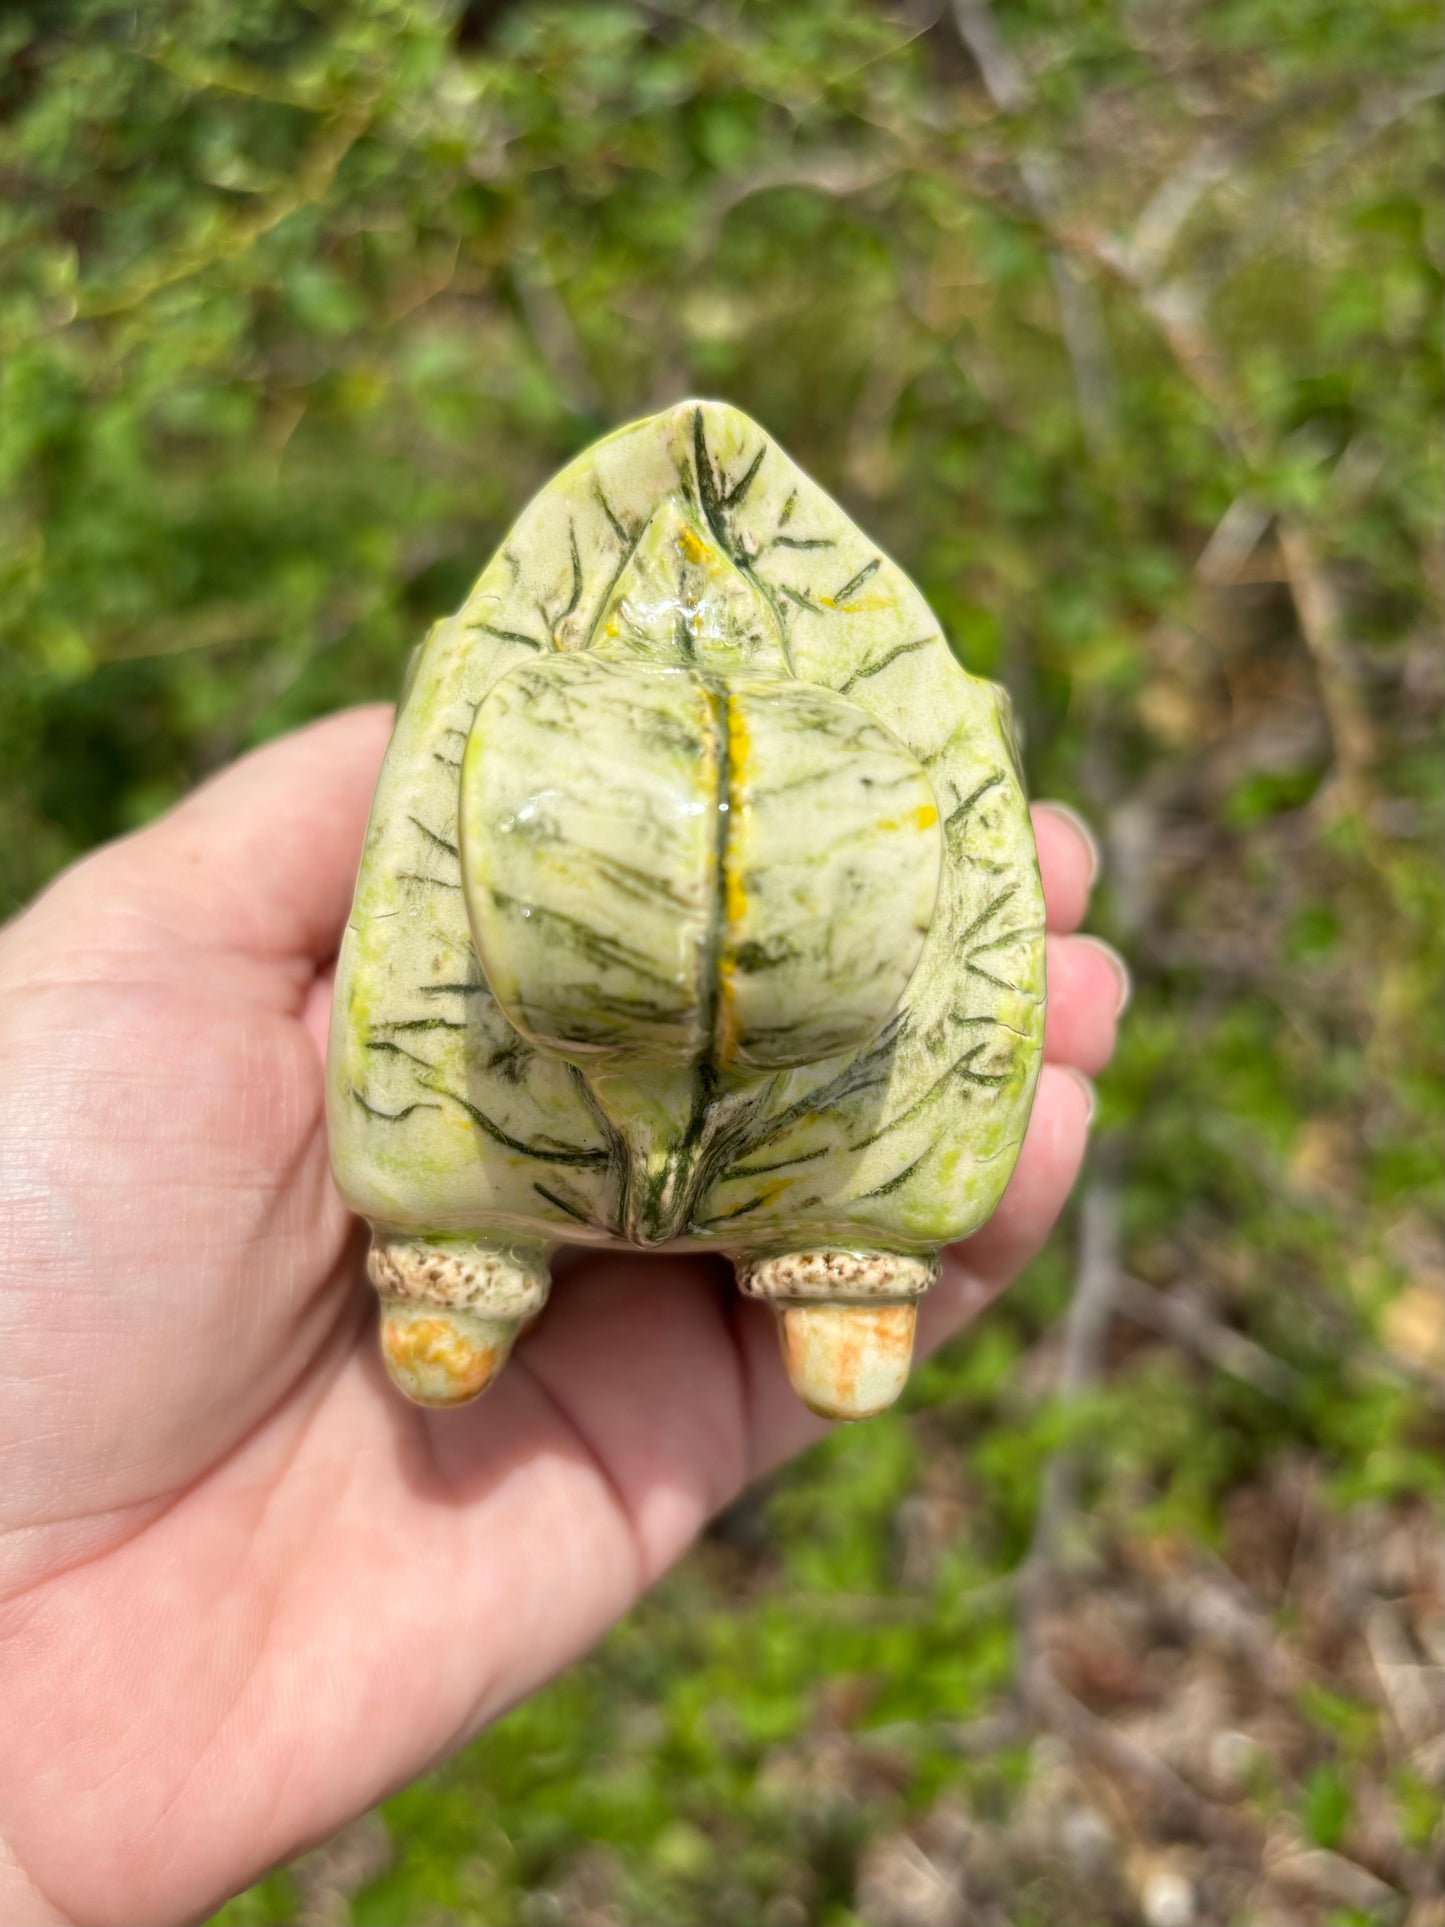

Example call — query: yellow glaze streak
[723,694,750,927]
[676,520,710,566]
[714,689,750,1060]
[876,803,939,835]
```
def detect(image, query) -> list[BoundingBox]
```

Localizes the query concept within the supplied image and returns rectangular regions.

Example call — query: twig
[1122,130,1244,287]
[846,338,930,496]
[948,0,1029,114]
[1117,75,1364,286]
[1013,1169,1255,1844]
[1191,66,1445,296]
[697,152,904,255]
[1112,1272,1299,1401]
[949,0,1118,455]
[1273,519,1377,789]
[509,252,603,416]
[1194,491,1273,587]
[141,41,339,112]
[1021,1176,1122,1571]
[75,104,373,322]
[1079,217,1377,809]
[1023,1650,1252,1843]
[1090,66,1441,808]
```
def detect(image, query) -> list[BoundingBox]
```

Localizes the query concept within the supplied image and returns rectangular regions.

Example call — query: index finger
[115,705,394,966]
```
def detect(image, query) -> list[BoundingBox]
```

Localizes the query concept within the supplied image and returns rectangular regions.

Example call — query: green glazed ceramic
[328,401,1045,1418]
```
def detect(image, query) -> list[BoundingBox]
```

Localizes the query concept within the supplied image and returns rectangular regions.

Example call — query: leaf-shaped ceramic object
[328,401,1045,1418]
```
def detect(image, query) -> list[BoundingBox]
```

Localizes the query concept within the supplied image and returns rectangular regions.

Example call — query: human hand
[0,708,1124,1925]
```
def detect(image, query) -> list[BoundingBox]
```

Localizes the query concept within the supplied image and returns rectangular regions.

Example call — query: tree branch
[949,0,1118,454]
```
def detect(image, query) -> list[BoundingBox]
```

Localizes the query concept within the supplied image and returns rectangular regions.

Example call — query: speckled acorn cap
[329,400,1045,1419]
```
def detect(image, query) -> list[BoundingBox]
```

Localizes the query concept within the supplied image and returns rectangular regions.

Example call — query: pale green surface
[463,654,723,1065]
[328,400,1044,1260]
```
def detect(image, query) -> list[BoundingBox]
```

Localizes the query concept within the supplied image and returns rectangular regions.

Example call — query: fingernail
[1062,1067,1097,1123]
[1037,801,1101,884]
[1077,935,1131,1015]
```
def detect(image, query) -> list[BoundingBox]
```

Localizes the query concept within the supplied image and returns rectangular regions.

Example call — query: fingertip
[1057,1064,1096,1125]
[1032,801,1099,933]
[1043,935,1128,1074]
[132,704,397,964]
[1077,936,1131,1015]
[1025,1060,1096,1186]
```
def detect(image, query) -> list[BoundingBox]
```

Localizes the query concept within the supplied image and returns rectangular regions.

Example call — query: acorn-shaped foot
[367,1235,551,1410]
[379,1298,520,1408]
[776,1302,918,1420]
[737,1250,939,1421]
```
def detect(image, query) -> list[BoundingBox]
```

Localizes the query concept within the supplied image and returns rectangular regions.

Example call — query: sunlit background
[1,3,1440,1921]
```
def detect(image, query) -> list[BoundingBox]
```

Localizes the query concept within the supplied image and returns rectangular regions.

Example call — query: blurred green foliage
[1,1,1440,1921]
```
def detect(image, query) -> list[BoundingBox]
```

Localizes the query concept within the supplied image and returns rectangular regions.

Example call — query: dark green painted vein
[590,692,705,756]
[566,1064,629,1200]
[675,606,698,663]
[965,961,1024,994]
[944,770,1006,830]
[958,887,1017,947]
[839,635,934,693]
[970,922,1046,956]
[408,814,459,859]
[730,936,799,973]
[746,1012,907,1150]
[432,751,462,772]
[562,520,583,620]
[364,1038,434,1069]
[398,871,462,891]
[726,1145,829,1179]
[420,981,488,997]
[834,557,881,601]
[692,408,730,554]
[747,766,841,803]
[490,890,680,989]
[520,990,690,1036]
[351,1089,442,1123]
[780,583,818,614]
[486,1038,532,1084]
[583,991,692,1021]
[532,1181,596,1226]
[771,535,834,551]
[580,501,648,653]
[857,1148,930,1199]
[696,1191,770,1227]
[591,849,698,911]
[851,1045,991,1148]
[723,444,765,508]
[425,1083,610,1166]
[373,1016,468,1033]
[736,557,795,676]
[595,481,631,546]
[949,1012,1029,1038]
[480,622,544,650]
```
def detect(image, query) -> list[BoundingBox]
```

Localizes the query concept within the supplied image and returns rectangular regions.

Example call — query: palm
[0,709,1117,1927]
